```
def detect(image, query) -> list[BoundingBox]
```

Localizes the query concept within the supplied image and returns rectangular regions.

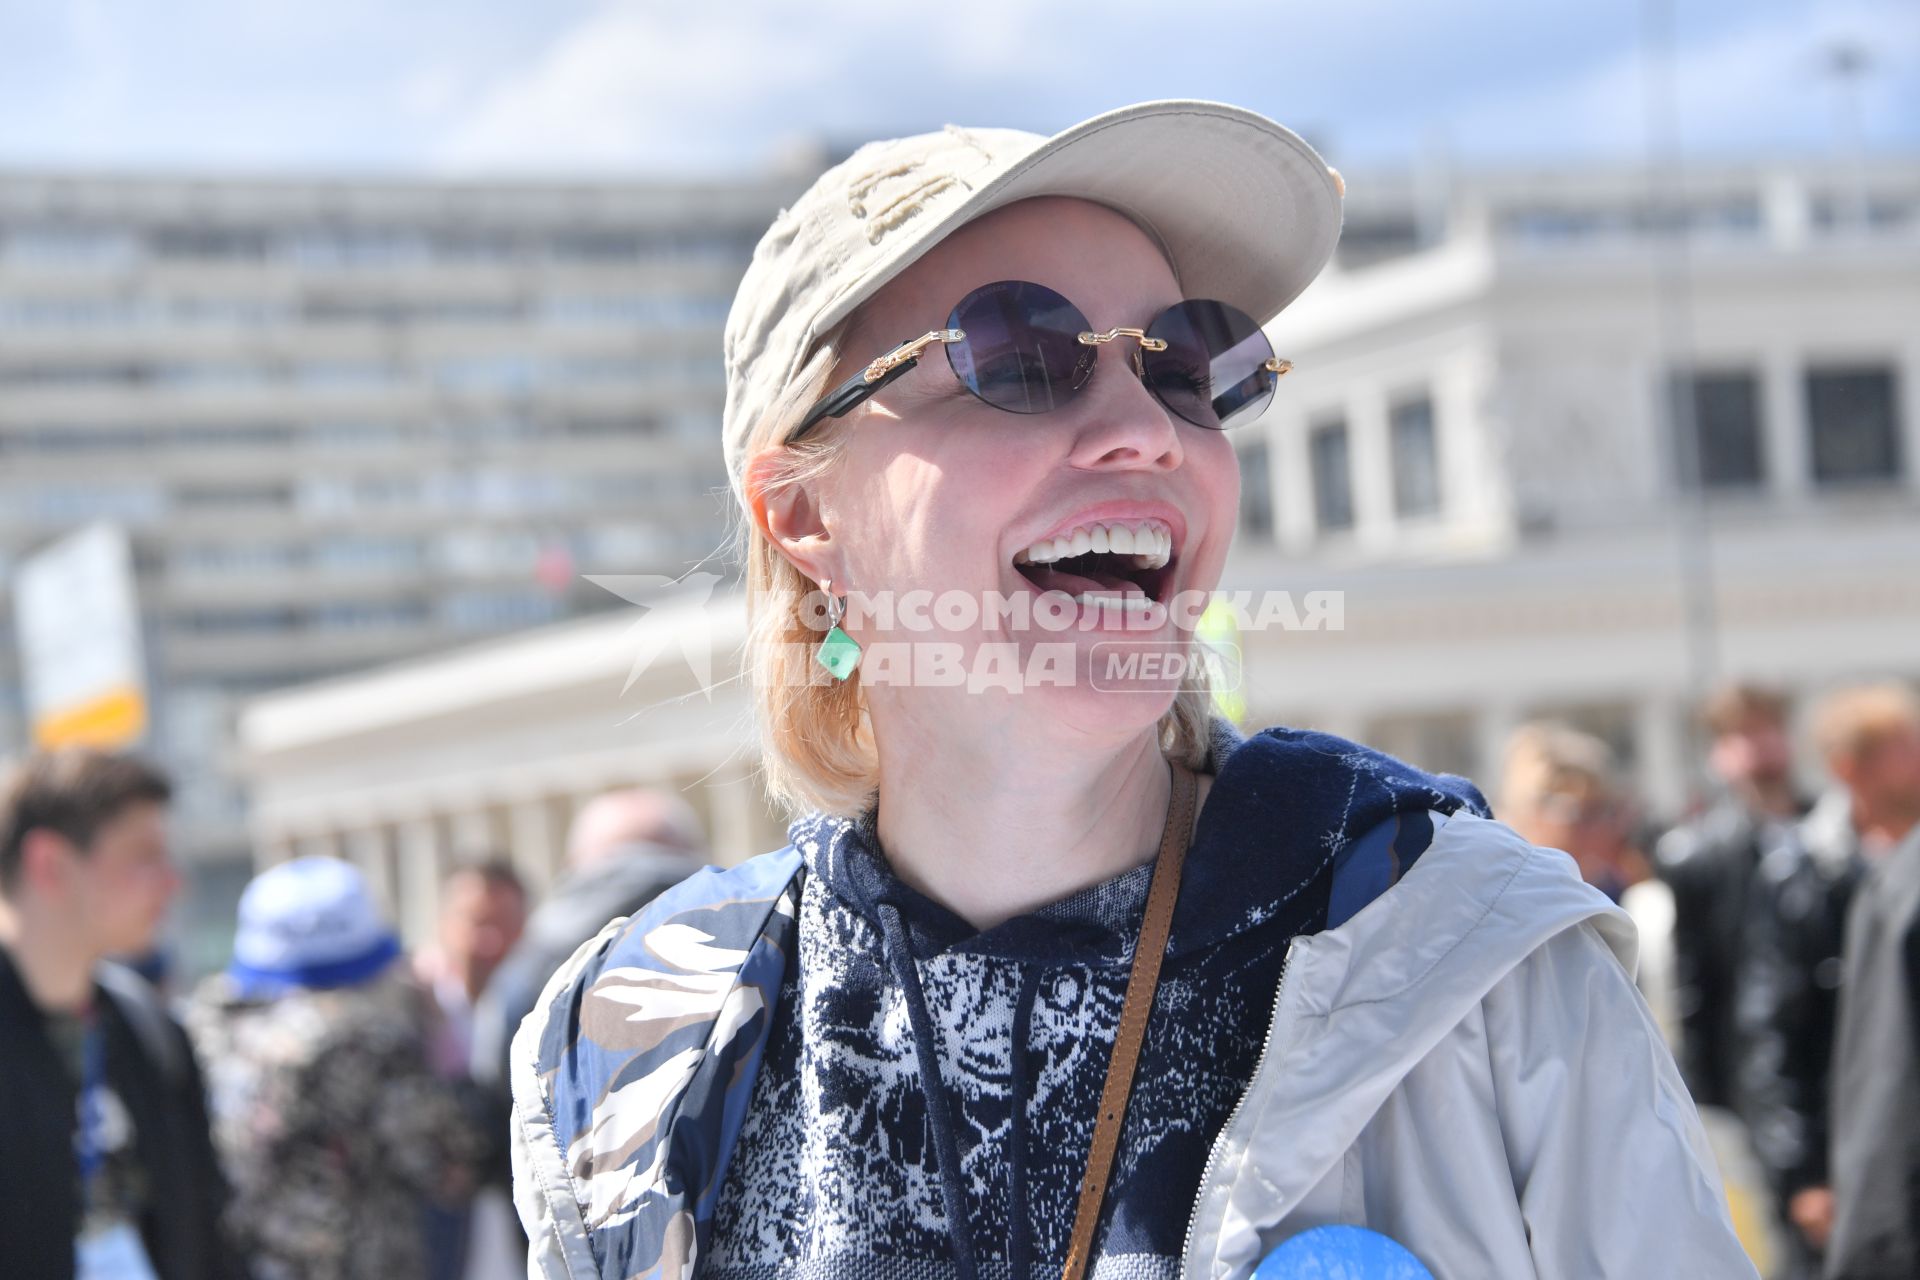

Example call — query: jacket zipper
[1179,934,1306,1279]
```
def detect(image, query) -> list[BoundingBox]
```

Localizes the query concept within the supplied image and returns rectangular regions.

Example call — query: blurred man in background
[416,859,528,1078]
[187,855,484,1280]
[1658,683,1808,1113]
[413,858,527,1280]
[463,788,706,1275]
[1825,802,1920,1279]
[0,748,237,1280]
[1740,682,1920,1279]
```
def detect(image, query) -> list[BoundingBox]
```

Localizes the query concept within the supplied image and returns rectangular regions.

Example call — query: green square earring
[815,579,861,681]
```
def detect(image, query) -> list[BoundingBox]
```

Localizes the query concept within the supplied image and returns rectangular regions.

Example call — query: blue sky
[1,0,1914,177]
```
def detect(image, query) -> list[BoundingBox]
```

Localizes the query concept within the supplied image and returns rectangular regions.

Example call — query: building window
[438,589,563,632]
[176,606,300,635]
[1390,395,1443,517]
[1670,371,1765,490]
[1807,366,1902,485]
[2,226,142,267]
[309,600,430,631]
[10,483,168,524]
[1237,438,1274,542]
[1309,418,1354,533]
[311,535,423,573]
[174,483,293,511]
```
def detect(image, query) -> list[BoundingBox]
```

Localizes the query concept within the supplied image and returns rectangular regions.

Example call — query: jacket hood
[1186,810,1633,1274]
[522,847,700,957]
[786,718,1493,965]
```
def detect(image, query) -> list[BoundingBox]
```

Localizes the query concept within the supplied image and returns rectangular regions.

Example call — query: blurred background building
[1239,155,1920,809]
[213,154,1920,944]
[0,170,795,964]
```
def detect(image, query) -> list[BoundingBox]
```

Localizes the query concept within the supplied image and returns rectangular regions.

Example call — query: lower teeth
[1071,592,1155,613]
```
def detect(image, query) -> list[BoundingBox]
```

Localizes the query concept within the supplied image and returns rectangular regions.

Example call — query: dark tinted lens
[1142,299,1278,430]
[946,281,1097,414]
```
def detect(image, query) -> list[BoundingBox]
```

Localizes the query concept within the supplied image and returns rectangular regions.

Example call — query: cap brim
[813,100,1342,339]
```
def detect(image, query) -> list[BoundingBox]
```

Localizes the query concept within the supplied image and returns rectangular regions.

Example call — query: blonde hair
[731,331,1216,819]
[1499,721,1619,819]
[1811,681,1920,766]
[1700,681,1790,738]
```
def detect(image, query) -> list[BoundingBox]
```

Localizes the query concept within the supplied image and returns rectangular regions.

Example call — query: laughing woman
[509,102,1754,1280]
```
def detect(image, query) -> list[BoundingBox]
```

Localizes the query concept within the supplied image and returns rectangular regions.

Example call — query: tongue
[1019,556,1146,598]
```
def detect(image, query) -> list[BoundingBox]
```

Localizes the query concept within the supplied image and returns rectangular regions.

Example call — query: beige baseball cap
[720,99,1345,501]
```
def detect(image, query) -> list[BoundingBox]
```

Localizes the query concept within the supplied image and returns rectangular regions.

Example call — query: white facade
[1231,158,1920,814]
[236,598,781,943]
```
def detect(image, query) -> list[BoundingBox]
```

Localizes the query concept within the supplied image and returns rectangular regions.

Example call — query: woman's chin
[1022,670,1183,739]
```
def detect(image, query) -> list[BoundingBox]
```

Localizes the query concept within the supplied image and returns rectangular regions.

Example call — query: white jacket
[513,806,1756,1279]
[1181,810,1757,1278]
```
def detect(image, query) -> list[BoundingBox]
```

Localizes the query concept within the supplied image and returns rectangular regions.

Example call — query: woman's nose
[1064,340,1185,471]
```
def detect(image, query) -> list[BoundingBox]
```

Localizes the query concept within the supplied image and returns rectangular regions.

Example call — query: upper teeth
[1013,520,1173,570]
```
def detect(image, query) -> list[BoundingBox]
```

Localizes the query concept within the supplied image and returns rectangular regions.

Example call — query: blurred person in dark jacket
[413,858,527,1280]
[0,747,238,1280]
[1656,683,1810,1111]
[186,856,484,1280]
[1739,683,1920,1279]
[1825,816,1920,1280]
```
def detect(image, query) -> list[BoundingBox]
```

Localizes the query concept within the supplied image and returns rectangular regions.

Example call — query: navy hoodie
[705,723,1490,1280]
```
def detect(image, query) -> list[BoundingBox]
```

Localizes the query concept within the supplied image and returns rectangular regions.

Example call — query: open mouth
[1012,518,1177,617]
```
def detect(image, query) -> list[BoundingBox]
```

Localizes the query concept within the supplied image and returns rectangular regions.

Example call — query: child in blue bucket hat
[188,857,482,1277]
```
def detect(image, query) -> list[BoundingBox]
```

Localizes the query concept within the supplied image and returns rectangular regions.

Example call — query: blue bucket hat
[228,856,402,998]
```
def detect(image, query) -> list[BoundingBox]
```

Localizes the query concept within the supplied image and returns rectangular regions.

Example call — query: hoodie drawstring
[878,901,981,1280]
[867,761,1197,1280]
[1008,963,1044,1279]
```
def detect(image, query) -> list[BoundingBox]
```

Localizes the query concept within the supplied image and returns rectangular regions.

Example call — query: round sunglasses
[787,279,1292,442]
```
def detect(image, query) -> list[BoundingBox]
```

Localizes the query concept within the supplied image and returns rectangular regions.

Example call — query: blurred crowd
[2,677,1918,1279]
[1497,679,1920,1280]
[0,755,706,1280]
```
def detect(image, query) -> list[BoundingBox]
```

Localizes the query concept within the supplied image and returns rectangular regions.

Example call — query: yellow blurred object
[1196,598,1246,727]
[1697,1106,1778,1276]
[32,682,148,751]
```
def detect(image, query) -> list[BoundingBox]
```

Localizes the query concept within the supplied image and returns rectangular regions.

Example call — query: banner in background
[14,522,150,750]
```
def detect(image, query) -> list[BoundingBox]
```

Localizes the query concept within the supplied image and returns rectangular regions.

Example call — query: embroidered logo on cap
[845,125,996,245]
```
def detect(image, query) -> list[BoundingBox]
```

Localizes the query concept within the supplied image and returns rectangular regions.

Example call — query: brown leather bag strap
[1058,759,1199,1280]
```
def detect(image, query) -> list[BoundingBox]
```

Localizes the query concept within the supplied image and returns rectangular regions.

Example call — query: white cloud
[435,4,864,173]
[431,0,1274,174]
[398,63,480,122]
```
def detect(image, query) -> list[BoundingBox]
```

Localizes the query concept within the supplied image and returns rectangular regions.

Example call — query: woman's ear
[745,448,840,585]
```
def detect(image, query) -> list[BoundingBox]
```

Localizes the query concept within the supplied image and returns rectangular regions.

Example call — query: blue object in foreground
[1252,1225,1433,1280]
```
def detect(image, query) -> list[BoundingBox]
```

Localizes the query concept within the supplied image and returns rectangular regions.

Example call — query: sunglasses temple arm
[789,358,918,443]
